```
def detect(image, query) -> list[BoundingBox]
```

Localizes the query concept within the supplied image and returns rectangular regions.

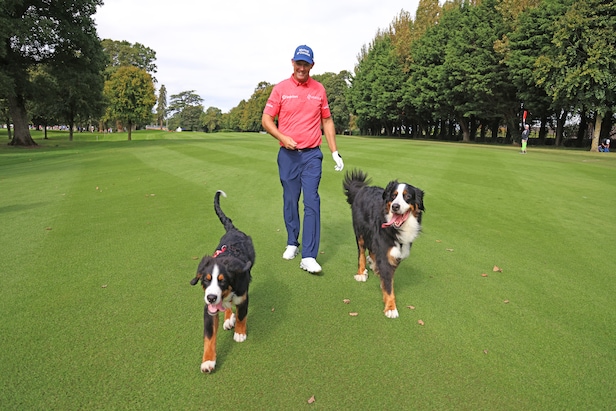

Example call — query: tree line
[346,0,615,151]
[2,0,614,150]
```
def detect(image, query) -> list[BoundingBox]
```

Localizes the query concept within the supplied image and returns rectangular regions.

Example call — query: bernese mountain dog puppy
[190,190,255,373]
[343,169,424,318]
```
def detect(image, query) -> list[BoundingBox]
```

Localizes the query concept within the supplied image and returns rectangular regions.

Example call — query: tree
[103,66,156,140]
[535,0,616,151]
[506,0,573,145]
[168,90,203,130]
[0,0,104,146]
[313,72,351,134]
[101,39,157,79]
[202,107,222,132]
[156,84,167,128]
[239,81,272,132]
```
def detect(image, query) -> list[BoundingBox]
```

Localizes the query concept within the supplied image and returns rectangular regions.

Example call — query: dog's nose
[392,203,400,212]
[206,294,218,304]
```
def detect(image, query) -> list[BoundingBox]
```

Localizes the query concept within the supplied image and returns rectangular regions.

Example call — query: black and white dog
[343,169,424,318]
[190,190,255,373]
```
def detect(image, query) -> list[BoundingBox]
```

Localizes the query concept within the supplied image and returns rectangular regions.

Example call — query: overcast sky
[94,0,420,112]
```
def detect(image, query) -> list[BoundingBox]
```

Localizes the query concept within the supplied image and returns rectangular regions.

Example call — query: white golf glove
[332,151,344,171]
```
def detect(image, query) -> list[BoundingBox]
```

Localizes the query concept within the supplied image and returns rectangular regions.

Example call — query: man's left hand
[332,151,344,171]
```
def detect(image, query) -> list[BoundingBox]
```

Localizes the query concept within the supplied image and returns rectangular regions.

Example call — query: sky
[94,0,420,113]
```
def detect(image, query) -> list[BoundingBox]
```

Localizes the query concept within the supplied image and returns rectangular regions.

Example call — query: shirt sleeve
[263,85,280,117]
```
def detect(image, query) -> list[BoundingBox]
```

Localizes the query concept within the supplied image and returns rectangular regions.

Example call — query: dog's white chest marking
[389,218,420,261]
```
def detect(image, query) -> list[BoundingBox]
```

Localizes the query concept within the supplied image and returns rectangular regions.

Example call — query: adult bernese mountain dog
[343,169,424,319]
[190,190,255,373]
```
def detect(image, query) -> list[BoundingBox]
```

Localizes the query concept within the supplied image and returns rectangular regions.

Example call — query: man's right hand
[281,135,298,150]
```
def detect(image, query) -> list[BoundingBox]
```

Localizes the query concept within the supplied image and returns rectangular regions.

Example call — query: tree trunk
[127,120,132,140]
[590,113,602,152]
[459,117,470,142]
[7,94,37,146]
[555,109,566,147]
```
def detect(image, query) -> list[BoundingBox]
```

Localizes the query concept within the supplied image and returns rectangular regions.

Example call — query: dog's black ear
[415,188,425,211]
[242,261,253,272]
[190,274,202,286]
[383,180,398,200]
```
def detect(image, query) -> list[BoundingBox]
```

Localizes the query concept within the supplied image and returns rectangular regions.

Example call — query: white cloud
[94,0,419,112]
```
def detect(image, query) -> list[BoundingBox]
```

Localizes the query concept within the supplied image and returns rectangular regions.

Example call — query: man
[599,138,610,152]
[521,124,530,154]
[262,45,344,274]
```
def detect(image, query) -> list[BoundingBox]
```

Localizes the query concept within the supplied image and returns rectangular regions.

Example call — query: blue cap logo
[293,45,314,64]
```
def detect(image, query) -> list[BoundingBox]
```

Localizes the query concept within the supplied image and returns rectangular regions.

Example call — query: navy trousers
[277,147,323,259]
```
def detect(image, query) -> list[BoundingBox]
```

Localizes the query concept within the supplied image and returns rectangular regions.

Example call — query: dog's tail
[343,169,371,205]
[214,190,235,232]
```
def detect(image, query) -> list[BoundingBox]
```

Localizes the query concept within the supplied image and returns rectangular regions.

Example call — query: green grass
[1,130,615,410]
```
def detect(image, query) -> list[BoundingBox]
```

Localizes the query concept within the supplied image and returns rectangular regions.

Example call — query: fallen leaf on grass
[101,284,107,288]
[407,305,415,310]
[503,300,510,304]
[483,349,489,354]
[436,240,442,243]
[192,256,199,260]
[45,227,52,231]
[418,319,425,326]
[446,248,454,252]
[481,273,488,277]
[307,395,316,404]
[493,265,503,272]
[349,312,359,317]
[343,299,350,304]
[271,307,275,312]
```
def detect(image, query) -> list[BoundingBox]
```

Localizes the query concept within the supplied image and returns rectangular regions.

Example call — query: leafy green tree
[168,90,203,130]
[29,67,60,139]
[535,0,616,151]
[348,33,407,136]
[506,0,573,145]
[313,71,351,134]
[202,107,222,132]
[103,66,156,140]
[239,82,272,132]
[101,39,157,79]
[0,0,104,146]
[156,84,167,128]
[181,105,205,131]
[223,100,246,131]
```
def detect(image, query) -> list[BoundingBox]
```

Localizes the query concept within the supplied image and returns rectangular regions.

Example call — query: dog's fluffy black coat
[343,169,424,318]
[190,190,255,373]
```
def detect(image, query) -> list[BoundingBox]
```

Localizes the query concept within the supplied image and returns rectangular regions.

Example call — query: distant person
[599,138,611,152]
[261,44,344,274]
[521,124,530,154]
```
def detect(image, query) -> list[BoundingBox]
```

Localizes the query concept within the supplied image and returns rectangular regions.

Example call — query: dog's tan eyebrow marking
[218,274,224,281]
[205,274,212,281]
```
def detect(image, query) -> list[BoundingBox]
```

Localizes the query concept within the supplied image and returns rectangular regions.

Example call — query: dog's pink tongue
[208,303,225,314]
[382,211,410,228]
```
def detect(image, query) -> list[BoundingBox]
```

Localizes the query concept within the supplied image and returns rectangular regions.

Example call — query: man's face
[292,60,313,83]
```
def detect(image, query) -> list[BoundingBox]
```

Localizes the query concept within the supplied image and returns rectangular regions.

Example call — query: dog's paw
[223,313,236,330]
[233,332,246,343]
[200,360,216,373]
[366,256,376,272]
[354,271,368,282]
[384,309,399,319]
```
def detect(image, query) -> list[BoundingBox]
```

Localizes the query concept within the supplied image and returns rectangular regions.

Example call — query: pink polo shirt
[263,75,331,149]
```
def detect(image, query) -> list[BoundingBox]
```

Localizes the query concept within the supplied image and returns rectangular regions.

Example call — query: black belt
[296,146,320,153]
